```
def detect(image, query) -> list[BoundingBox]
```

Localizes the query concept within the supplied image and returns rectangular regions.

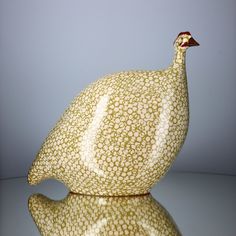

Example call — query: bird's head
[174,32,199,50]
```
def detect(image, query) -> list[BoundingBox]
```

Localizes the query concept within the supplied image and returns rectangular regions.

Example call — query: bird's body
[28,32,199,196]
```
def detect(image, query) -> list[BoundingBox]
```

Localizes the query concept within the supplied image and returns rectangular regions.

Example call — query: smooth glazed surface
[28,33,197,195]
[28,193,181,236]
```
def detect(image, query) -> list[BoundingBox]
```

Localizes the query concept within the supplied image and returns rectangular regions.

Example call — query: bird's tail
[27,155,53,185]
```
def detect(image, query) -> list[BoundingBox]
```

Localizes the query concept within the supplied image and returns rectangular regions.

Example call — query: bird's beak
[187,37,199,47]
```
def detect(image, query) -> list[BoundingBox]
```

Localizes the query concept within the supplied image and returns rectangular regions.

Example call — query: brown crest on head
[177,31,191,37]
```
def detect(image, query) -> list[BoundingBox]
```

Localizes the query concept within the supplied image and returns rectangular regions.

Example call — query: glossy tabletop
[0,172,235,235]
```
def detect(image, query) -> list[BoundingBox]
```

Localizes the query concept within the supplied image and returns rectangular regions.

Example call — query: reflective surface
[1,172,236,236]
[29,193,181,235]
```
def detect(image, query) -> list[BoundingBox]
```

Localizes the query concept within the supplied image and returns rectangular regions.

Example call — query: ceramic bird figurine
[28,32,199,196]
[29,193,181,236]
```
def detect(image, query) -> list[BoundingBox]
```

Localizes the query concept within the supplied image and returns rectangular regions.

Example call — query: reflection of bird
[28,193,181,236]
[28,32,199,196]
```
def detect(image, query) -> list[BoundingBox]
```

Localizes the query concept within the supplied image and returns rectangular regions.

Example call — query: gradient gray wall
[0,0,236,179]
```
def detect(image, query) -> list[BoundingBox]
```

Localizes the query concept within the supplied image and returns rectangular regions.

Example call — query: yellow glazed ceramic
[28,193,181,236]
[28,32,199,196]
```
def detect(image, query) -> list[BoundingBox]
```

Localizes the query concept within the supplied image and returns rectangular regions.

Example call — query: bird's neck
[172,48,186,70]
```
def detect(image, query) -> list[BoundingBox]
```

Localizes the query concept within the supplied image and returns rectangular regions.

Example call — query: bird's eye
[179,37,184,45]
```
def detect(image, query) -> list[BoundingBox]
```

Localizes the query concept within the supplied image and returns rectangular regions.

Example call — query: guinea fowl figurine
[28,32,199,196]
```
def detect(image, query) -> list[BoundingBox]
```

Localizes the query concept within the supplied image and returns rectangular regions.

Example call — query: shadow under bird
[28,32,199,196]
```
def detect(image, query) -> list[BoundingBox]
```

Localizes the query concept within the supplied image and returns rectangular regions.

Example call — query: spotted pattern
[28,33,197,196]
[29,193,181,236]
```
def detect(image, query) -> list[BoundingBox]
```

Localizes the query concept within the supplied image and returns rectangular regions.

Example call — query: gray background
[0,0,235,179]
